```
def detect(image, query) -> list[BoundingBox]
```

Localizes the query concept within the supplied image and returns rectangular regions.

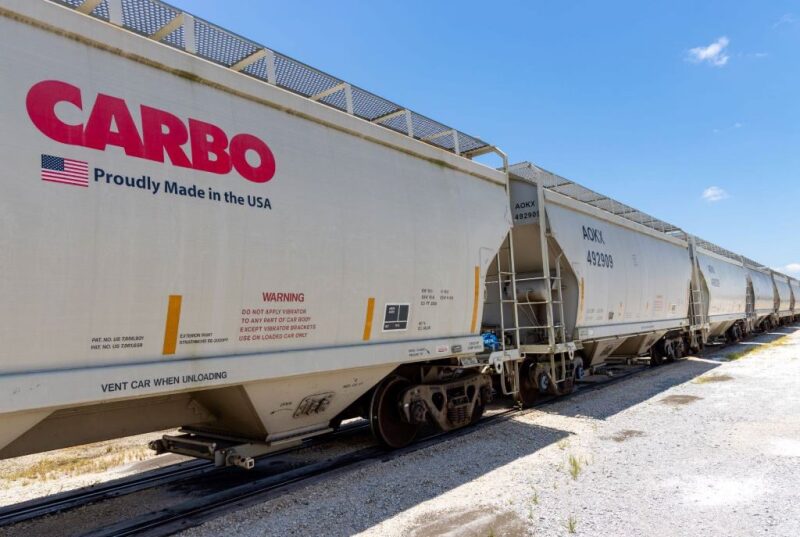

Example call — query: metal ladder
[495,254,568,350]
[689,286,707,327]
[493,184,570,390]
[490,232,521,396]
[532,183,568,386]
[687,238,709,337]
[743,261,756,331]
[745,290,756,331]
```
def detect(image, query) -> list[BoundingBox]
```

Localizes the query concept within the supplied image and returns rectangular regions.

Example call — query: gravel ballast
[178,327,800,537]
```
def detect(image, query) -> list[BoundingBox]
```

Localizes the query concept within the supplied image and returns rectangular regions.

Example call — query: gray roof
[49,0,492,158]
[510,161,774,273]
[509,162,682,234]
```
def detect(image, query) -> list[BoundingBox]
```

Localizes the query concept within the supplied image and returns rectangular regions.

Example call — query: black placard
[383,303,409,331]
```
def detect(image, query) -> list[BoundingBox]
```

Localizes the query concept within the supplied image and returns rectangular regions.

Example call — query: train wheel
[518,359,543,407]
[692,338,704,355]
[650,346,664,367]
[664,345,675,364]
[369,375,418,449]
[470,387,488,424]
[574,357,586,381]
[558,375,575,395]
[551,358,578,395]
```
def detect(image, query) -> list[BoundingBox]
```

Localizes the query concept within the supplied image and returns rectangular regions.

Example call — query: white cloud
[773,14,796,28]
[713,122,744,134]
[702,186,729,202]
[687,37,730,66]
[776,263,800,275]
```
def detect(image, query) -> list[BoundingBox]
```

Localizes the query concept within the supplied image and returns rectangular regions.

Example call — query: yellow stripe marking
[470,266,480,333]
[162,295,182,355]
[362,297,376,341]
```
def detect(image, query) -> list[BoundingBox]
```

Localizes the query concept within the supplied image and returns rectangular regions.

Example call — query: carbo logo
[582,225,605,244]
[26,80,276,184]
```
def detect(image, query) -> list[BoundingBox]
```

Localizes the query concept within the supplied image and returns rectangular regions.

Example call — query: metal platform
[509,161,777,275]
[509,161,683,235]
[49,0,493,158]
[687,234,766,270]
[518,341,582,355]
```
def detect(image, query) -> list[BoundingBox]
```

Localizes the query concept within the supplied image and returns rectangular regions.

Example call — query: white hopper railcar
[747,267,779,330]
[772,272,794,324]
[480,162,702,402]
[790,278,800,321]
[686,237,750,342]
[0,0,510,463]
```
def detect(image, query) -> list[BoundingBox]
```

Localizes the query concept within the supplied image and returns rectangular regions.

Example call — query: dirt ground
[176,326,800,537]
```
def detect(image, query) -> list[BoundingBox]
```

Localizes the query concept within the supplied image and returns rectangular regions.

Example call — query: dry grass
[1,445,151,482]
[565,515,578,534]
[660,394,702,406]
[693,374,734,384]
[726,335,789,361]
[611,429,646,442]
[568,454,583,480]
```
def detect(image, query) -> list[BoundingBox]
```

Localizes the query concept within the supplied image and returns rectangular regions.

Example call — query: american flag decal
[41,154,89,187]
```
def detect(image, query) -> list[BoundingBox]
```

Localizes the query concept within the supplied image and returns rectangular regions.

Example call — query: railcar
[688,238,752,342]
[790,278,800,321]
[772,272,794,325]
[0,0,510,463]
[748,267,779,330]
[480,163,697,403]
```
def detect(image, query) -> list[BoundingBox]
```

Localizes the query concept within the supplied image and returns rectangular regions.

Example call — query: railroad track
[0,458,210,527]
[2,361,652,537]
[0,421,370,528]
[82,364,657,537]
[1,345,762,537]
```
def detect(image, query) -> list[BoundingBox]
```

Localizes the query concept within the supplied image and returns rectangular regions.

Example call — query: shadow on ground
[7,326,798,537]
[546,325,799,422]
[179,325,800,536]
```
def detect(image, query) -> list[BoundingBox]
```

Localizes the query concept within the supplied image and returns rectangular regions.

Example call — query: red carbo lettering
[261,292,305,303]
[26,80,276,184]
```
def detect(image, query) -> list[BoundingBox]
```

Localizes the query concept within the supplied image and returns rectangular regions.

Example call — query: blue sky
[171,1,799,274]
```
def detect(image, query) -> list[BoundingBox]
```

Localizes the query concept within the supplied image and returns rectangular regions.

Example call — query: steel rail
[0,421,369,527]
[0,459,210,527]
